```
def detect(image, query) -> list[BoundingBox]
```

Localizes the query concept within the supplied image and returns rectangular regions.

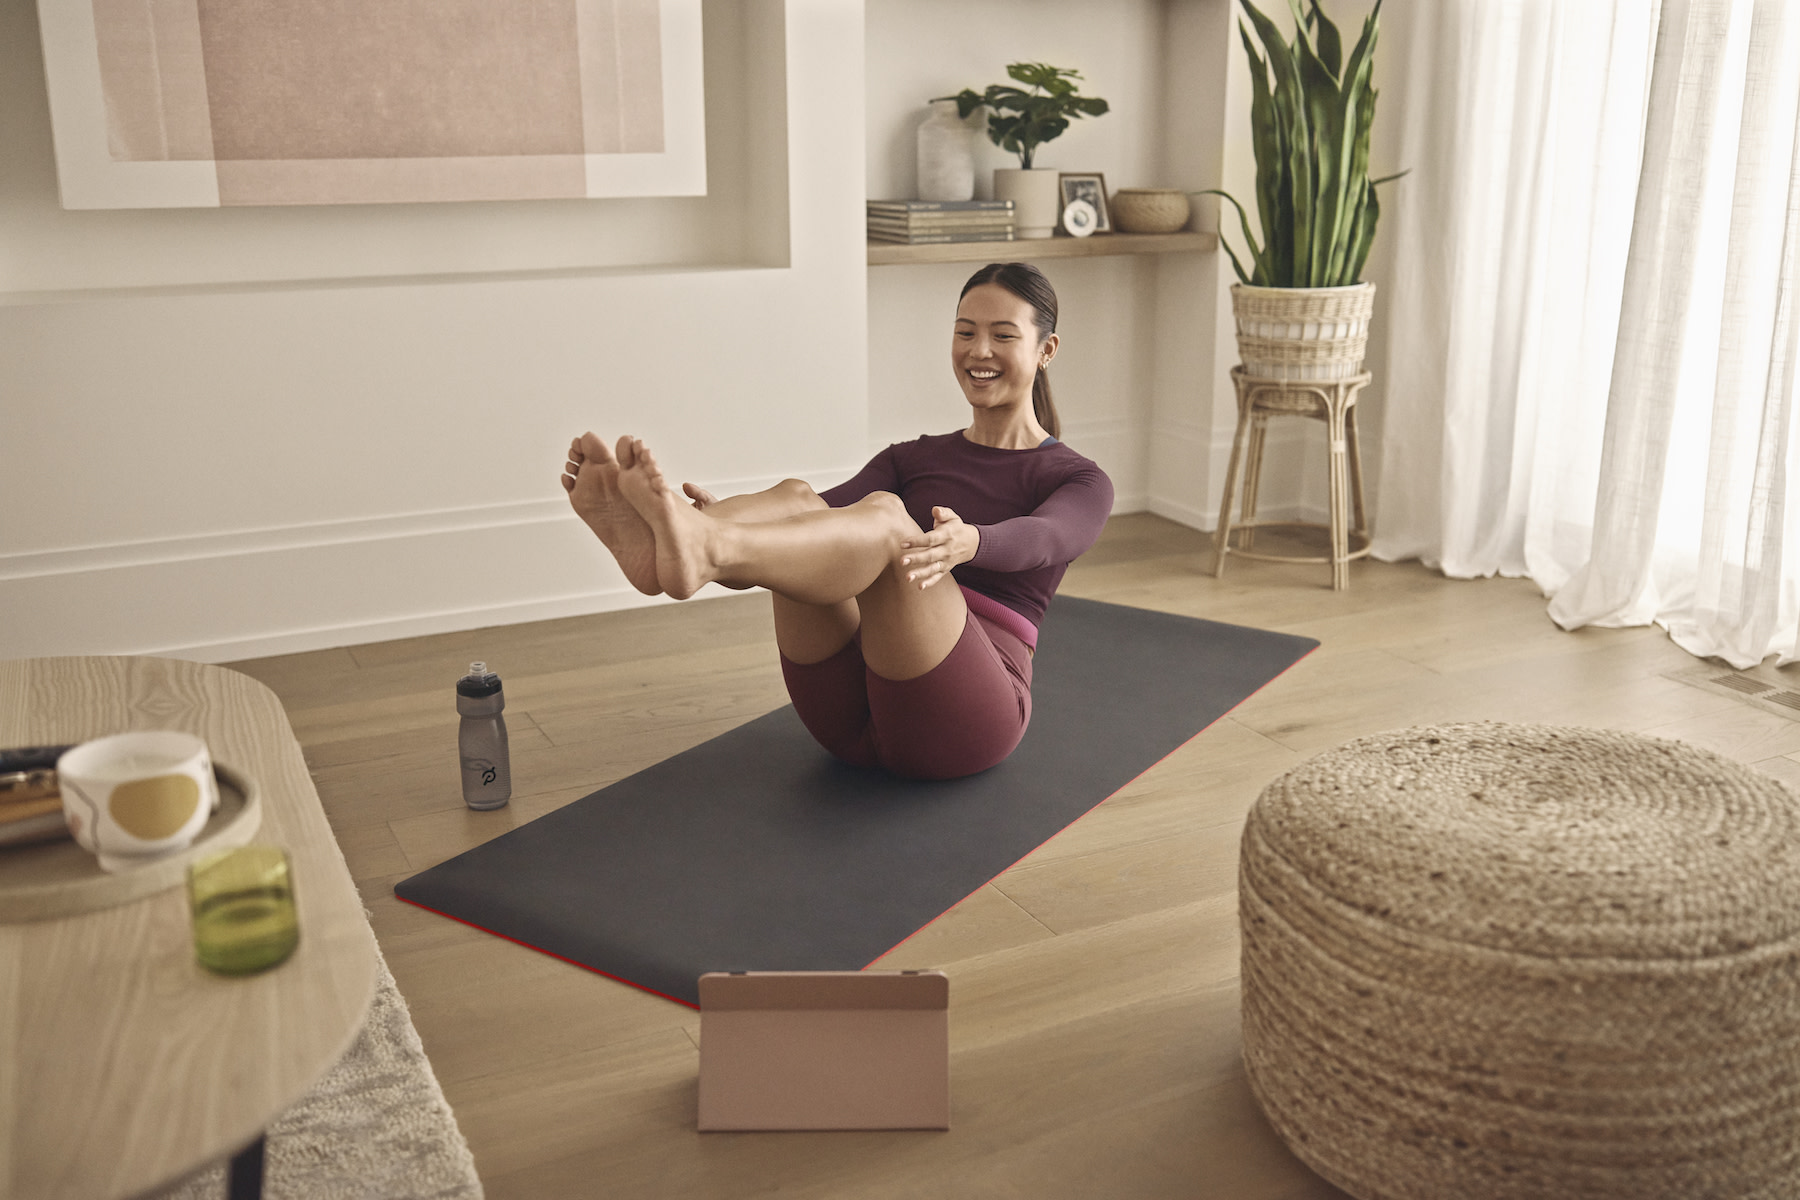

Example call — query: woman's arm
[968,462,1115,572]
[899,461,1115,590]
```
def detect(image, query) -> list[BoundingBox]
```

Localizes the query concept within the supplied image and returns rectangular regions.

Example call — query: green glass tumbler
[188,845,299,974]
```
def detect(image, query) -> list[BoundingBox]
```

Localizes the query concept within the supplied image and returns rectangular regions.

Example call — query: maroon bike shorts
[778,596,1034,781]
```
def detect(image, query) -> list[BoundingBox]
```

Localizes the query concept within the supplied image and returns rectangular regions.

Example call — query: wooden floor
[225,514,1797,1199]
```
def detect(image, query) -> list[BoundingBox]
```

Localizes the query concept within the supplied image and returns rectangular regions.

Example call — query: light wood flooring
[225,514,1798,1199]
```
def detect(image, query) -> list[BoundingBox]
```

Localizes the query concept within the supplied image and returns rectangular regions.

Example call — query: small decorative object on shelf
[1110,188,1190,234]
[1057,173,1111,233]
[1061,199,1098,238]
[867,199,1015,245]
[940,64,1109,240]
[916,99,976,202]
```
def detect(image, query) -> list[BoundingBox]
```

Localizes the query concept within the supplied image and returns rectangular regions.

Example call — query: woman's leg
[560,433,661,596]
[563,433,839,592]
[613,436,967,682]
[686,477,822,524]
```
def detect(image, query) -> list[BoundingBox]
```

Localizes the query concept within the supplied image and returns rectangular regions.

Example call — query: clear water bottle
[456,661,511,810]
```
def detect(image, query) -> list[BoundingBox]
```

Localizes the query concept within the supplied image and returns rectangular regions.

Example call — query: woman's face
[952,283,1057,415]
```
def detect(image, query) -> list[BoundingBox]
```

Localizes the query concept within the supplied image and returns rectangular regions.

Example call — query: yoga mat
[396,597,1316,1007]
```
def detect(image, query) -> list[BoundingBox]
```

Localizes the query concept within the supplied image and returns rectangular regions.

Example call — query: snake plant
[1204,0,1404,288]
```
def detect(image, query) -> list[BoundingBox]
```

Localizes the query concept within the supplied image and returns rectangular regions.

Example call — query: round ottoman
[1239,723,1800,1199]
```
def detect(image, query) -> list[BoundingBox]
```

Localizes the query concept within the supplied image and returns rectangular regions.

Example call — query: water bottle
[456,662,511,810]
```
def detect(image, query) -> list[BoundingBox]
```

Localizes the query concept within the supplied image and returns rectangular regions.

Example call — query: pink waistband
[960,585,1040,651]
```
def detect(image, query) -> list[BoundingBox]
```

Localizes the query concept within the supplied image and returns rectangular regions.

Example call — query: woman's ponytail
[1033,367,1060,440]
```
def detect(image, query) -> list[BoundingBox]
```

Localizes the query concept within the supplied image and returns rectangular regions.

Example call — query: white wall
[0,0,867,662]
[3,0,1386,662]
[1151,0,1238,529]
[861,0,1319,531]
[865,0,1201,516]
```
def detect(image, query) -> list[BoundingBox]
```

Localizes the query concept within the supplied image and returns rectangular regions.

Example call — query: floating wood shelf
[867,230,1218,266]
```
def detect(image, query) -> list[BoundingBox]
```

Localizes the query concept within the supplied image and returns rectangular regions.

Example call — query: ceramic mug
[58,732,219,872]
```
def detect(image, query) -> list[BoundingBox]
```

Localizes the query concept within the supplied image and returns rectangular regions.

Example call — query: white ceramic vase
[916,100,974,202]
[993,167,1061,239]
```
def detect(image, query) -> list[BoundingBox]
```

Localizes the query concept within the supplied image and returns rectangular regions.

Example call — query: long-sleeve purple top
[819,431,1115,634]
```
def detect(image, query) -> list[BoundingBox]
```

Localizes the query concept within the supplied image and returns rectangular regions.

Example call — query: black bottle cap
[457,661,502,698]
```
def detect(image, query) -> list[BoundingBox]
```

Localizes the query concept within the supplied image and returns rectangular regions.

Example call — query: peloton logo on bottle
[469,758,498,786]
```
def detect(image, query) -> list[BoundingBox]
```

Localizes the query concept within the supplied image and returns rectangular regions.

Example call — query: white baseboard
[1145,414,1325,533]
[2,422,1328,663]
[1145,495,1329,535]
[0,468,840,583]
[0,467,851,663]
[154,583,693,664]
[1147,495,1216,531]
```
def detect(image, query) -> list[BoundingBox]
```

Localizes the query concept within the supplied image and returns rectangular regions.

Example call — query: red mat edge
[394,638,1320,1008]
[393,894,702,1010]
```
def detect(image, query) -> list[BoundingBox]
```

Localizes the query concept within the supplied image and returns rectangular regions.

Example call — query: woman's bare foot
[614,436,722,600]
[561,433,661,596]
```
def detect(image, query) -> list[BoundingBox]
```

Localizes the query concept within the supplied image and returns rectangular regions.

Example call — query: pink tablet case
[697,970,950,1131]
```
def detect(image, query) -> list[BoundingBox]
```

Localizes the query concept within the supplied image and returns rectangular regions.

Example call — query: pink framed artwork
[35,0,706,208]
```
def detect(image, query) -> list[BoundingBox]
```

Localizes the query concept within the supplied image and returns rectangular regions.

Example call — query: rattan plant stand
[1239,723,1800,1199]
[1212,367,1371,590]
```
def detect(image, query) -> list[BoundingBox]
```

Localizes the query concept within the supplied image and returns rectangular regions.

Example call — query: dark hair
[959,262,1061,439]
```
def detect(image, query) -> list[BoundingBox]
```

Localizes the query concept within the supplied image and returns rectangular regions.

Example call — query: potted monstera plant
[1203,0,1403,380]
[941,63,1109,239]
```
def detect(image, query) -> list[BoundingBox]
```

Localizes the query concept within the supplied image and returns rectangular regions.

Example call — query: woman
[561,262,1113,779]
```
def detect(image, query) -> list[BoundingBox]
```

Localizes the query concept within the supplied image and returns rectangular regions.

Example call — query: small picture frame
[1058,173,1111,234]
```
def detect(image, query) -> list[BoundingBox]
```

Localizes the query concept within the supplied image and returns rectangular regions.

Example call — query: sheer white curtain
[1372,0,1800,667]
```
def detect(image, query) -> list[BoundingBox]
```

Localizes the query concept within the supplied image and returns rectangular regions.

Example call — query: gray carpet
[150,950,482,1200]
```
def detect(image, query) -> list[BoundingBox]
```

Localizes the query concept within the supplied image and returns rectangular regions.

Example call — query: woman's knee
[851,489,915,529]
[775,478,828,512]
[850,492,922,562]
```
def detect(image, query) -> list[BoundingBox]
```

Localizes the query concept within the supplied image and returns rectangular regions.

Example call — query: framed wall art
[35,0,706,208]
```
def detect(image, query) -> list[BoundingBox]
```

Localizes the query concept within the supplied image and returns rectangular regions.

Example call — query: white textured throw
[1240,722,1800,1199]
[150,951,482,1200]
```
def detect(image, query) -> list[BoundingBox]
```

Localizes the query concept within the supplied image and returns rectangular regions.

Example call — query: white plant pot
[1230,282,1377,381]
[993,167,1061,240]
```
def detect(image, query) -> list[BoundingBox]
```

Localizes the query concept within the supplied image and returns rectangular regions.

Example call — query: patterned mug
[58,731,219,872]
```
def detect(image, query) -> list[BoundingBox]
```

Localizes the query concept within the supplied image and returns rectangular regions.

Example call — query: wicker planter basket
[1231,282,1375,381]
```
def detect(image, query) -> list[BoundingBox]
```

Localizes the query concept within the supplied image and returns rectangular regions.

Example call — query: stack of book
[867,200,1014,245]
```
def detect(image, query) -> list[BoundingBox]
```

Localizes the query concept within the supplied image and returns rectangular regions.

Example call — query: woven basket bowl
[1231,282,1374,381]
[1110,188,1191,234]
[1240,723,1800,1200]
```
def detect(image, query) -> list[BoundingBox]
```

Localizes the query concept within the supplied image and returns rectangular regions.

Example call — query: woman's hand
[900,507,980,590]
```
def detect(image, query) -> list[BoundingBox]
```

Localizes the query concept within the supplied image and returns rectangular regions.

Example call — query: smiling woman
[561,262,1113,780]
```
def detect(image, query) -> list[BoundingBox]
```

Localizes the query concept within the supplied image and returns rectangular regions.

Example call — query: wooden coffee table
[0,656,377,1200]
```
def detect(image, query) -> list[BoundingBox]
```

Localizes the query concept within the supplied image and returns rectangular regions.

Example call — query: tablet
[696,970,950,1131]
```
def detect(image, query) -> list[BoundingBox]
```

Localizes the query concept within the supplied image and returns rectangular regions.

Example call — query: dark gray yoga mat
[396,597,1316,1007]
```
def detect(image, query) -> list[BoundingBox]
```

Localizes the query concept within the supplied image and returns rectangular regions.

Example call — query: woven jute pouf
[1239,722,1800,1200]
